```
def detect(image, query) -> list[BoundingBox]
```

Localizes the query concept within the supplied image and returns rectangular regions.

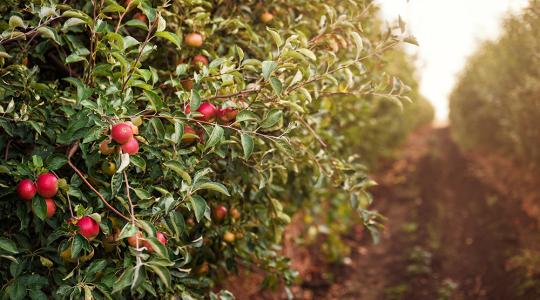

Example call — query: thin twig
[4,140,11,160]
[67,142,130,221]
[299,118,327,148]
[123,171,136,225]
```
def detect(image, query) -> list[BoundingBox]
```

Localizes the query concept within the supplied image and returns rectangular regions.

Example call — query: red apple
[217,107,238,123]
[260,12,274,24]
[230,208,241,220]
[121,137,139,154]
[181,79,194,91]
[45,198,56,218]
[185,33,203,47]
[186,102,217,122]
[182,125,199,143]
[36,173,58,198]
[156,231,167,245]
[17,179,36,201]
[213,205,228,222]
[76,216,100,240]
[192,55,209,66]
[99,139,116,155]
[127,231,145,248]
[111,123,133,144]
[133,12,147,23]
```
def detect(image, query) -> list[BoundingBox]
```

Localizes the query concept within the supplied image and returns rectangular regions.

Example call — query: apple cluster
[100,121,140,155]
[17,173,58,218]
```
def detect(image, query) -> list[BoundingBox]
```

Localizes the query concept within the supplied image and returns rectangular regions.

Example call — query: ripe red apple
[76,216,100,240]
[156,231,167,245]
[213,205,228,222]
[121,137,139,154]
[36,173,58,198]
[17,179,36,201]
[185,33,203,47]
[182,125,199,143]
[45,198,56,218]
[186,102,217,122]
[111,123,133,144]
[260,12,274,24]
[217,107,238,123]
[192,55,209,66]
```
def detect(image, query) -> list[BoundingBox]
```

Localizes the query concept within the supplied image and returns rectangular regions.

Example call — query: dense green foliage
[450,1,540,170]
[0,0,429,298]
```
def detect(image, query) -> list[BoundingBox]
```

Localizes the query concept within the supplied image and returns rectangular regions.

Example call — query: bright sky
[378,0,529,124]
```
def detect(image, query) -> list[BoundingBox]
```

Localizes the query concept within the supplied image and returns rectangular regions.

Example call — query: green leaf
[62,18,86,31]
[260,109,283,128]
[125,19,148,31]
[204,124,224,150]
[236,110,259,123]
[46,154,67,170]
[144,237,167,257]
[0,238,18,254]
[163,161,192,185]
[130,156,146,171]
[194,182,230,196]
[134,188,151,200]
[266,28,283,47]
[71,234,86,258]
[32,197,47,220]
[118,223,138,240]
[36,27,59,44]
[262,60,278,80]
[350,32,364,59]
[297,48,316,61]
[146,264,171,288]
[113,267,134,294]
[240,134,254,159]
[150,118,165,139]
[9,16,25,29]
[190,90,201,111]
[270,77,283,96]
[155,31,181,48]
[189,195,207,223]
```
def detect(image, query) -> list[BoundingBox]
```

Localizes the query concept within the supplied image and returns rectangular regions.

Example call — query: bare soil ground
[226,127,540,300]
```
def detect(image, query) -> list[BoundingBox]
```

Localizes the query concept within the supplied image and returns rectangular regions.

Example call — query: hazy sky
[379,0,529,123]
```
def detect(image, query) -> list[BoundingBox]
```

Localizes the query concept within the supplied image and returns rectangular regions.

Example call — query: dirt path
[229,127,540,300]
[316,127,537,300]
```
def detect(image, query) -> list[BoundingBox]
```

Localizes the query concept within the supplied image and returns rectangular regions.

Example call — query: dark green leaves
[155,32,181,48]
[241,134,254,159]
[204,124,224,150]
[32,197,47,220]
[0,238,18,254]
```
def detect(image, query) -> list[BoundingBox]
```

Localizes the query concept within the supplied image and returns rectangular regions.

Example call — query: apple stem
[67,141,130,222]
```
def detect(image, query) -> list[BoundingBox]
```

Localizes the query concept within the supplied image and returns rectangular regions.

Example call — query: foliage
[0,0,425,298]
[450,1,540,170]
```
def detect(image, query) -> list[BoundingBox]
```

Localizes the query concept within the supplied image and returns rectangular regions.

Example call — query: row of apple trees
[450,1,540,170]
